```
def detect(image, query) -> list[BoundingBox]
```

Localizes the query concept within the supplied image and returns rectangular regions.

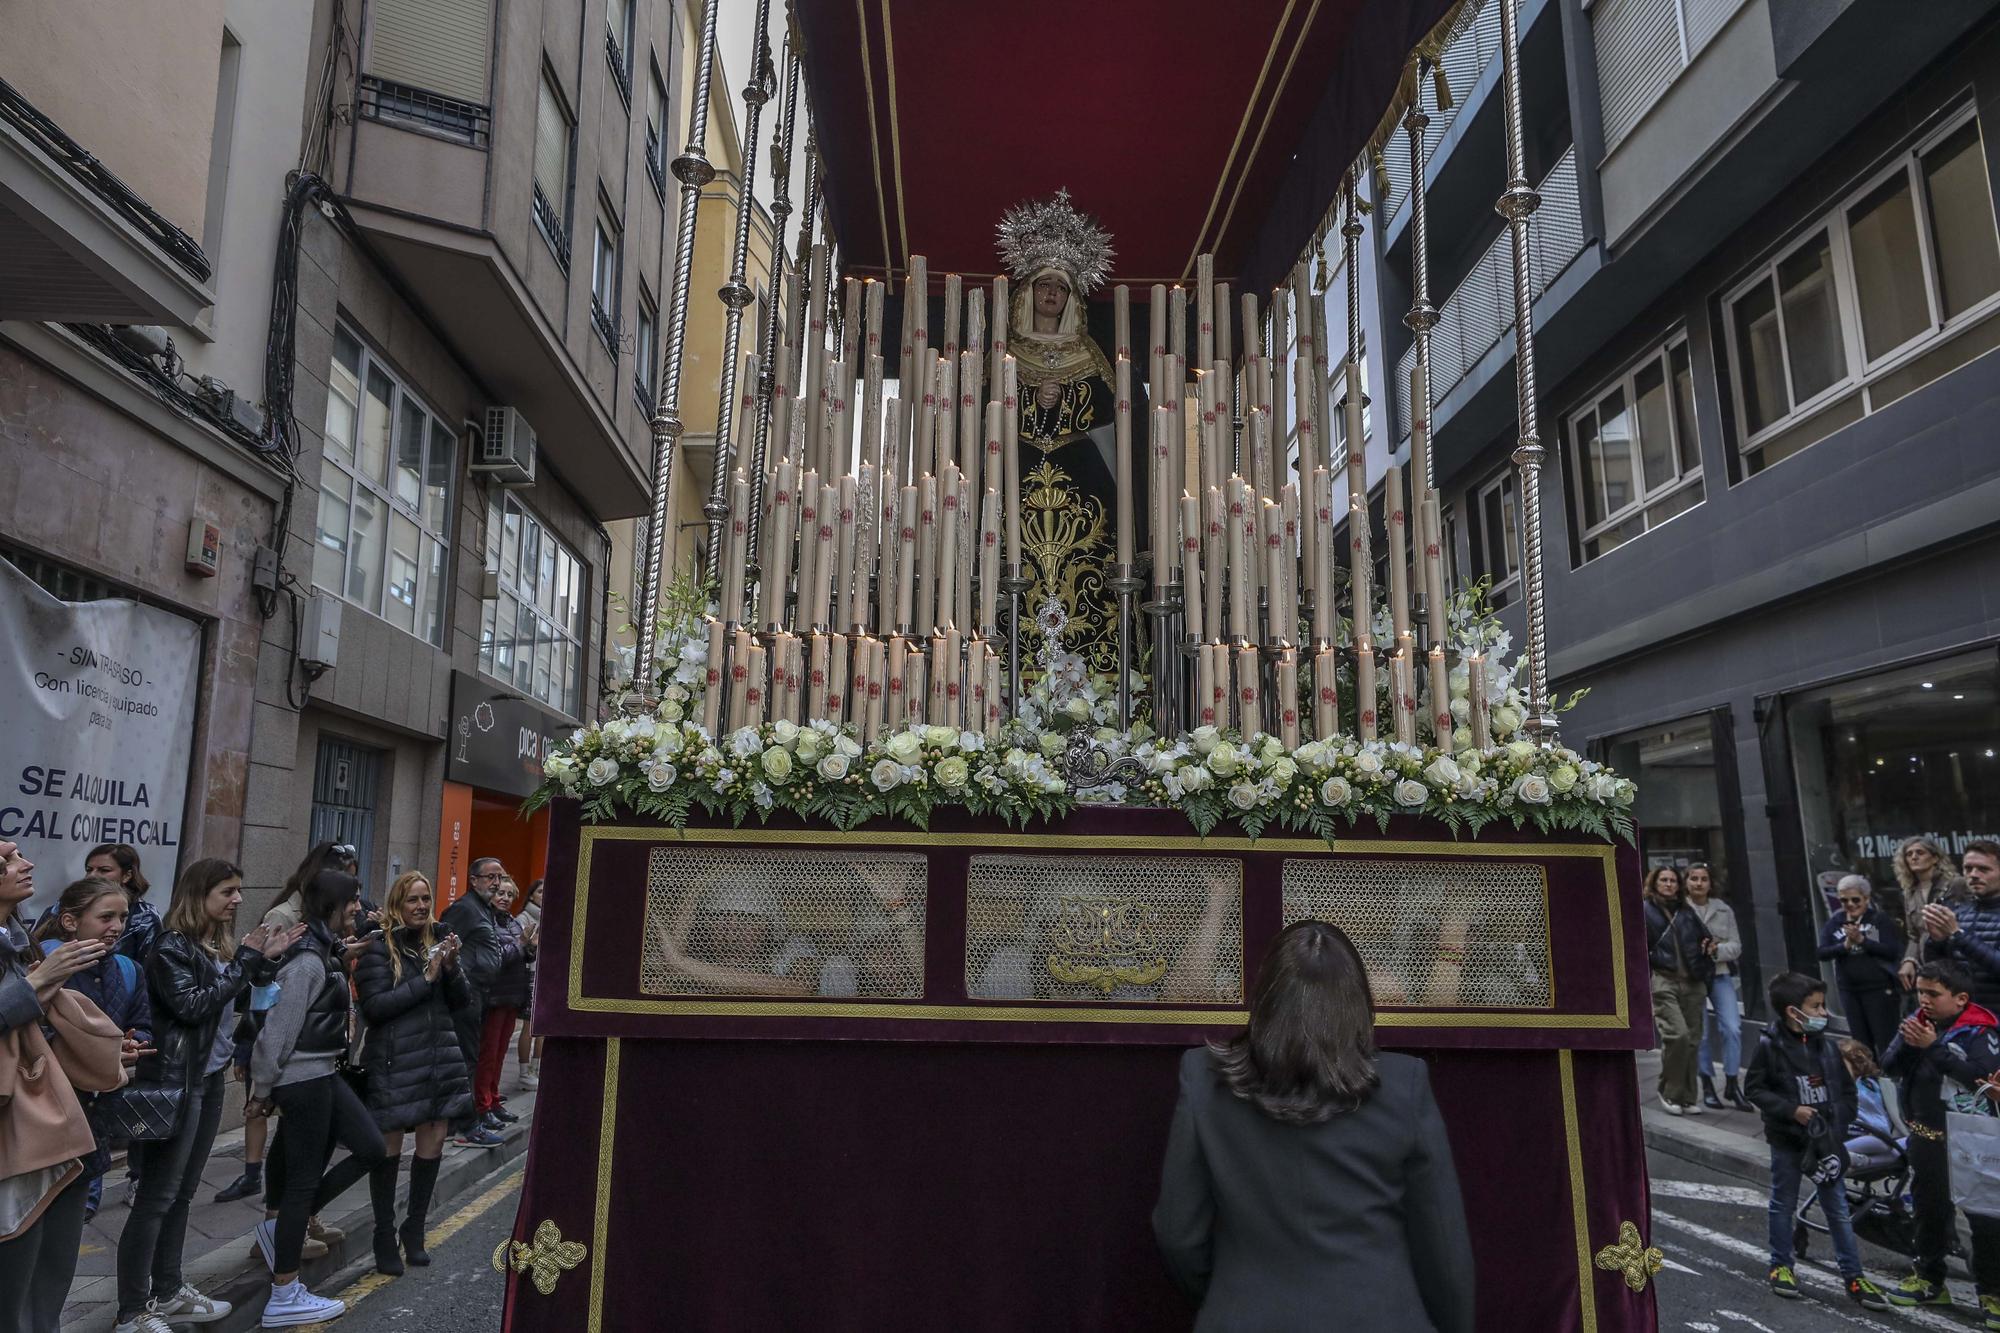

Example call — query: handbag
[0,992,106,1240]
[47,985,184,1141]
[89,1077,186,1142]
[1946,1106,2000,1217]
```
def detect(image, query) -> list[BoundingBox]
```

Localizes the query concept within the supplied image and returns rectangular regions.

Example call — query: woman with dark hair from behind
[1152,921,1474,1333]
[246,869,390,1326]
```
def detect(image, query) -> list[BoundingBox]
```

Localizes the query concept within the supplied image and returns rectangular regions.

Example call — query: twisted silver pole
[744,27,800,625]
[630,0,721,706]
[1495,0,1556,738]
[1403,88,1436,496]
[702,0,775,585]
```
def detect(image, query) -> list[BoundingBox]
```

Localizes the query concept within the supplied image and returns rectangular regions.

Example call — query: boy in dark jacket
[1744,971,1888,1310]
[1883,960,2000,1324]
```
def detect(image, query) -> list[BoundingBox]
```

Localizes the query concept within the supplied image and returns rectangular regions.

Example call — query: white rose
[730,727,762,758]
[1458,753,1482,777]
[761,747,794,783]
[1207,745,1241,777]
[771,719,800,745]
[1493,706,1523,736]
[603,719,630,743]
[925,725,958,748]
[817,753,850,781]
[870,758,904,792]
[1038,732,1067,758]
[794,733,822,764]
[1452,726,1473,749]
[1614,778,1637,806]
[666,683,689,703]
[884,731,923,763]
[1423,756,1461,788]
[1189,725,1220,755]
[1448,697,1470,722]
[1353,750,1384,775]
[836,735,863,758]
[660,701,685,723]
[1062,697,1092,722]
[959,731,984,752]
[1505,740,1538,764]
[586,757,620,787]
[1585,772,1620,802]
[934,756,970,790]
[1320,776,1352,806]
[646,762,677,792]
[1179,766,1213,794]
[1393,778,1429,807]
[1514,774,1553,805]
[1227,782,1260,811]
[1549,764,1579,794]
[1269,757,1298,785]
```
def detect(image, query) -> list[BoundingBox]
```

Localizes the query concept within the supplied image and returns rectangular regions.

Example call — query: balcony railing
[1378,1,1507,223]
[1395,145,1583,435]
[606,32,633,106]
[591,297,621,355]
[532,183,572,272]
[357,75,491,146]
[645,127,666,199]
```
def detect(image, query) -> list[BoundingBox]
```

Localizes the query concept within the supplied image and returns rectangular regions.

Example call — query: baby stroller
[1795,1078,1919,1257]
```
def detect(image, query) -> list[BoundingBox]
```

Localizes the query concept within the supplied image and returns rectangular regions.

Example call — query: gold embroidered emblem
[491,1219,588,1296]
[1022,458,1113,674]
[1593,1220,1664,1292]
[1046,893,1167,994]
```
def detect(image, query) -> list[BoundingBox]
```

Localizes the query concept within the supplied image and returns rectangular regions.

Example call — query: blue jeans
[1769,1144,1862,1278]
[1699,973,1742,1079]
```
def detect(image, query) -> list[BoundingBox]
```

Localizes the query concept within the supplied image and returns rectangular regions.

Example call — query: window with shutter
[1594,0,1686,150]
[532,69,574,265]
[365,0,493,104]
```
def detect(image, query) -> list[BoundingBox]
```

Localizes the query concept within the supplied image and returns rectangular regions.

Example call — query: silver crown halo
[996,189,1114,295]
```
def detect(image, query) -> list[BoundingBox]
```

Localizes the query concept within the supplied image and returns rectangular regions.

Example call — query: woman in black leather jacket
[116,859,297,1331]
[1644,865,1716,1117]
[354,871,474,1275]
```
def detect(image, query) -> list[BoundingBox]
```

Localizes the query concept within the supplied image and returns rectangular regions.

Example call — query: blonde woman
[353,873,472,1275]
[1894,837,1962,991]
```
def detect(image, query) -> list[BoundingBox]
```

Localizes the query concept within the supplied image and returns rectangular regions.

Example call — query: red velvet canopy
[795,0,1464,297]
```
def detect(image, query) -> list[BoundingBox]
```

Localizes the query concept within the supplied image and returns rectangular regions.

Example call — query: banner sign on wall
[445,670,573,799]
[1,557,202,914]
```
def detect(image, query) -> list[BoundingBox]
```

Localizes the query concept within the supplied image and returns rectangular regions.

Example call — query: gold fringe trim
[1363,0,1491,180]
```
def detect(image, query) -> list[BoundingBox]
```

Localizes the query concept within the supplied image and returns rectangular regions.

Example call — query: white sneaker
[155,1283,234,1322]
[262,1280,346,1327]
[1659,1098,1683,1116]
[520,1068,540,1089]
[112,1313,175,1333]
[1684,1101,1706,1116]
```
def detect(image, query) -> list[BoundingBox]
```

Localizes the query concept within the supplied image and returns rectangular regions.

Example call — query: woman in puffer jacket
[353,872,474,1276]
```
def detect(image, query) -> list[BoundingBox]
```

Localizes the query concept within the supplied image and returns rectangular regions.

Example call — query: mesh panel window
[641,848,927,998]
[1281,858,1553,1008]
[964,855,1243,1004]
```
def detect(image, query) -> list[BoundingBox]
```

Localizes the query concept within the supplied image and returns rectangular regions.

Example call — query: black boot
[1699,1075,1723,1110]
[401,1155,441,1266]
[369,1159,404,1276]
[1725,1075,1754,1112]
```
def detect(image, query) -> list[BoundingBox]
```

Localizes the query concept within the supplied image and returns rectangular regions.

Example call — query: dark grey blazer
[1152,1046,1475,1333]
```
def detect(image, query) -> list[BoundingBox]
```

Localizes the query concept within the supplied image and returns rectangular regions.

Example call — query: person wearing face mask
[1744,971,1888,1311]
[1920,840,2000,1014]
[1882,960,2000,1321]
[1817,876,1903,1059]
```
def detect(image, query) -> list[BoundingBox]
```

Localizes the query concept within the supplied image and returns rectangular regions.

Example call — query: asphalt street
[292,1164,523,1333]
[1647,1147,1972,1333]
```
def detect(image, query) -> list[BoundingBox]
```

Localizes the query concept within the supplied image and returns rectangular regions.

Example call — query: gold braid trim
[1011,330,1116,389]
[1363,0,1491,176]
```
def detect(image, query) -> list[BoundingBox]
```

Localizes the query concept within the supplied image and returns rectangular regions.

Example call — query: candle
[841,276,860,366]
[928,632,947,726]
[809,633,831,724]
[1409,360,1430,517]
[1386,464,1410,643]
[742,639,766,727]
[1002,356,1021,573]
[1263,500,1285,645]
[1278,649,1299,749]
[1295,369,1317,632]
[1149,284,1168,380]
[862,351,885,482]
[1423,493,1448,649]
[1179,492,1204,641]
[1114,285,1131,361]
[1356,640,1378,741]
[1313,293,1335,473]
[1203,486,1225,644]
[1279,484,1300,646]
[1196,644,1215,727]
[990,276,1008,391]
[766,461,797,632]
[833,473,858,633]
[914,355,937,480]
[886,635,907,731]
[854,463,877,631]
[908,255,929,385]
[1308,469,1331,645]
[934,354,957,476]
[916,474,938,631]
[804,245,829,477]
[1209,643,1231,731]
[1215,281,1232,375]
[848,635,872,734]
[958,349,981,493]
[794,469,820,629]
[896,483,917,630]
[1429,645,1452,752]
[904,654,925,727]
[965,287,985,407]
[1250,405,1274,503]
[969,639,987,734]
[1236,643,1261,736]
[1469,653,1491,750]
[1197,254,1214,372]
[1226,477,1248,643]
[786,633,808,724]
[702,618,726,735]
[1114,358,1134,570]
[1392,648,1416,746]
[978,486,1000,635]
[936,463,960,633]
[1239,479,1262,644]
[954,471,974,636]
[942,273,962,362]
[945,626,963,728]
[722,470,751,626]
[1344,358,1366,504]
[811,482,837,630]
[1313,646,1338,740]
[1169,285,1187,365]
[1151,406,1176,595]
[862,637,884,743]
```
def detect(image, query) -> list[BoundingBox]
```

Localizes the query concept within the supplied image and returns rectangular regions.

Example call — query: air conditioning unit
[473,406,538,487]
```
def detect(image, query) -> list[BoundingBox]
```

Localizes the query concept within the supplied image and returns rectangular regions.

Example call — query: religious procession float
[495,1,1661,1329]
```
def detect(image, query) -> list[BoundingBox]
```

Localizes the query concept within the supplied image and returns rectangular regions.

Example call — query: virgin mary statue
[996,190,1146,680]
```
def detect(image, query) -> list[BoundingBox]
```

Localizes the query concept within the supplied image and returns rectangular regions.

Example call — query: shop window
[1603,715,1734,885]
[480,492,586,718]
[1721,106,2000,476]
[1565,335,1703,564]
[1786,649,2000,934]
[314,325,454,646]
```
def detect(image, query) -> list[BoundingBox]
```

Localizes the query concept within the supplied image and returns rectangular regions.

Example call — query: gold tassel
[1434,62,1454,112]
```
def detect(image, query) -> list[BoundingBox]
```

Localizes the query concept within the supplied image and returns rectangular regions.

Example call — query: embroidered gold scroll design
[1045,893,1168,994]
[1592,1220,1663,1293]
[492,1218,588,1296]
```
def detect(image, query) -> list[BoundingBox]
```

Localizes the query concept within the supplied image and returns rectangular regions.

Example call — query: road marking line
[1652,1179,1768,1209]
[288,1166,525,1331]
[1652,1207,1964,1332]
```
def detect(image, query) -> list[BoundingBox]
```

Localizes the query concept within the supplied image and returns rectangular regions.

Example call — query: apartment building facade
[0,0,734,918]
[1360,0,2000,1019]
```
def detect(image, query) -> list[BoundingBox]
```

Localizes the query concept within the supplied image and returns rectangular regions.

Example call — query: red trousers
[474,1005,519,1113]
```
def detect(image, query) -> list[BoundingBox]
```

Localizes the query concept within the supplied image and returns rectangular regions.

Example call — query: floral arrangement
[534,576,1633,844]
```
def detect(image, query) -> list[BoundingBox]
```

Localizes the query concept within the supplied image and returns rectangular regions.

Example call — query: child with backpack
[1743,970,1889,1310]
[31,877,154,1219]
[1884,959,2000,1324]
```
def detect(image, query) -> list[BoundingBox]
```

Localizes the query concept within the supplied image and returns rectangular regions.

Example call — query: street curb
[79,1123,530,1333]
[1641,1105,1770,1185]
